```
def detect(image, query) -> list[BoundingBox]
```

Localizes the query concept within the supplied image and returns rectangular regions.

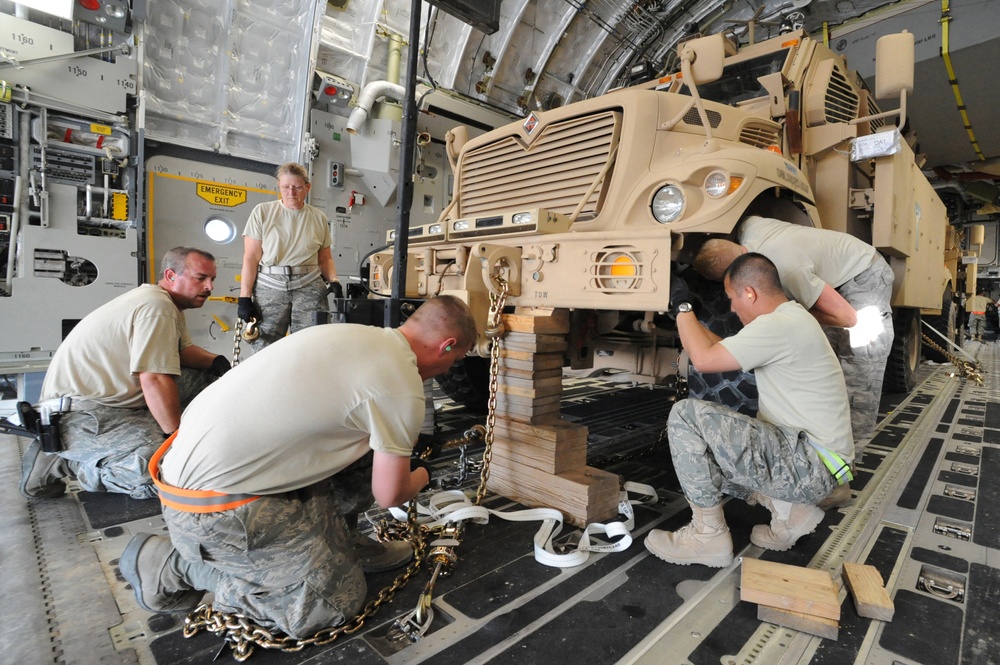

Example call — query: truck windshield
[681,49,790,106]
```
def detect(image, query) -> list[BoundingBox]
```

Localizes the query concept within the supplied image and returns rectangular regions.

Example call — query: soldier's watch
[676,302,693,314]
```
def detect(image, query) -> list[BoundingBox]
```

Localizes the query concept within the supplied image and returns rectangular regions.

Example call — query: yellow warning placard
[197,182,248,207]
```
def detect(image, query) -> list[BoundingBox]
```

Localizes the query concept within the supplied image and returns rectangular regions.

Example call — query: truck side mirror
[851,30,915,130]
[875,31,914,100]
[679,33,726,85]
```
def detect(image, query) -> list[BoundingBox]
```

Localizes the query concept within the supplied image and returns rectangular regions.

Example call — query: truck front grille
[458,111,621,220]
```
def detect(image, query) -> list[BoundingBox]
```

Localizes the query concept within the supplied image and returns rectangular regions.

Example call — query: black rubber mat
[926,494,975,522]
[78,491,162,529]
[985,402,1000,430]
[879,590,962,664]
[938,469,979,488]
[963,563,1000,664]
[910,546,970,574]
[973,447,1000,549]
[944,451,983,465]
[897,438,945,510]
[941,397,961,425]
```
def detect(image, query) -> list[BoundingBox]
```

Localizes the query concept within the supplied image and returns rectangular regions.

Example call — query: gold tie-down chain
[922,333,984,386]
[476,275,509,507]
[183,501,444,660]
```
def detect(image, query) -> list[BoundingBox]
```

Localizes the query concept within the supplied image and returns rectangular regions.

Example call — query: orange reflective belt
[149,432,260,513]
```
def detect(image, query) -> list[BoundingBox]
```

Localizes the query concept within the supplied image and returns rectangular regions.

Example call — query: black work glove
[210,355,232,377]
[410,456,432,486]
[237,297,260,323]
[412,433,441,460]
[326,280,344,299]
[670,274,693,308]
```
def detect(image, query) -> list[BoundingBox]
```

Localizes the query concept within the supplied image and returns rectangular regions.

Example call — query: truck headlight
[704,171,729,198]
[511,212,533,225]
[651,185,684,223]
[704,171,744,198]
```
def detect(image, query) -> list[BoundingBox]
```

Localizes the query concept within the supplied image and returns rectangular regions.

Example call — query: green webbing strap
[809,441,854,485]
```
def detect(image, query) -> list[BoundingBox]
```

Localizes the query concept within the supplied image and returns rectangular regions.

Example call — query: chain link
[922,333,984,385]
[232,319,245,367]
[183,500,430,660]
[476,276,509,506]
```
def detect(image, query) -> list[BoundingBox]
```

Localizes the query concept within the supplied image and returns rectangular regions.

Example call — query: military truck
[367,28,962,407]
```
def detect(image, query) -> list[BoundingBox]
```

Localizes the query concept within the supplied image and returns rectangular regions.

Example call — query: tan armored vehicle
[369,28,962,406]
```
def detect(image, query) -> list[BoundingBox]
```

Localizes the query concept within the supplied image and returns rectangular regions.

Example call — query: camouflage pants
[969,313,987,338]
[823,257,894,453]
[55,369,214,499]
[251,279,328,351]
[667,399,835,508]
[163,475,370,639]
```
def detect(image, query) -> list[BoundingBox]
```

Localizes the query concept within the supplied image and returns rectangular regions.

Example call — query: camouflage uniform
[966,294,991,341]
[822,258,894,454]
[163,455,375,639]
[739,217,894,453]
[668,398,835,507]
[55,369,214,499]
[251,277,328,351]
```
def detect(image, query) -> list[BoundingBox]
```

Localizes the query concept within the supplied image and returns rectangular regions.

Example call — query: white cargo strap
[387,481,658,569]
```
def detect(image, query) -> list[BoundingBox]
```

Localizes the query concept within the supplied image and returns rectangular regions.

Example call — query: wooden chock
[487,307,620,527]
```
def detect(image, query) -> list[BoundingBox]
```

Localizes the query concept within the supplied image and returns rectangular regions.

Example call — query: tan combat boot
[20,438,75,499]
[817,483,852,511]
[751,496,824,551]
[645,503,734,568]
[120,533,208,613]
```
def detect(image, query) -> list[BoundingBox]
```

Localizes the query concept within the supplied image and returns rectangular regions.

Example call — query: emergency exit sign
[196,183,248,207]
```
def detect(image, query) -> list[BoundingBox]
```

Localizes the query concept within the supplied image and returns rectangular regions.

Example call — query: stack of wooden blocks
[485,308,620,528]
[741,558,895,640]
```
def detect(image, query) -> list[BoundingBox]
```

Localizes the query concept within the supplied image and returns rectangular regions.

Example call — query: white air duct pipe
[346,81,406,134]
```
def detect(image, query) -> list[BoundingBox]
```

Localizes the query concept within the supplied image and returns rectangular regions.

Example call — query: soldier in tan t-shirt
[20,247,232,500]
[967,290,991,342]
[237,162,341,351]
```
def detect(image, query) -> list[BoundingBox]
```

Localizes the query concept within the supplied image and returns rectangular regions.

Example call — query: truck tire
[436,356,492,414]
[923,285,956,363]
[684,273,758,416]
[883,309,921,393]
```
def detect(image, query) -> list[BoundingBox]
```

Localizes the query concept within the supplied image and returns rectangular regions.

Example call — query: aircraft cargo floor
[3,343,1000,665]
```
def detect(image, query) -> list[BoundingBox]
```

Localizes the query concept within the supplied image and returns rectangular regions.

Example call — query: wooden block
[741,558,841,621]
[503,309,571,334]
[758,604,839,641]
[497,373,564,391]
[491,420,589,474]
[493,419,588,447]
[499,354,565,371]
[502,332,568,354]
[495,366,563,382]
[843,562,895,621]
[496,382,563,399]
[495,399,562,424]
[490,436,587,474]
[495,393,563,409]
[487,462,619,527]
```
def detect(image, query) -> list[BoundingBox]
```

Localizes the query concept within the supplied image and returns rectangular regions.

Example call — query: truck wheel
[923,285,956,363]
[883,309,921,393]
[436,356,492,414]
[684,273,758,416]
